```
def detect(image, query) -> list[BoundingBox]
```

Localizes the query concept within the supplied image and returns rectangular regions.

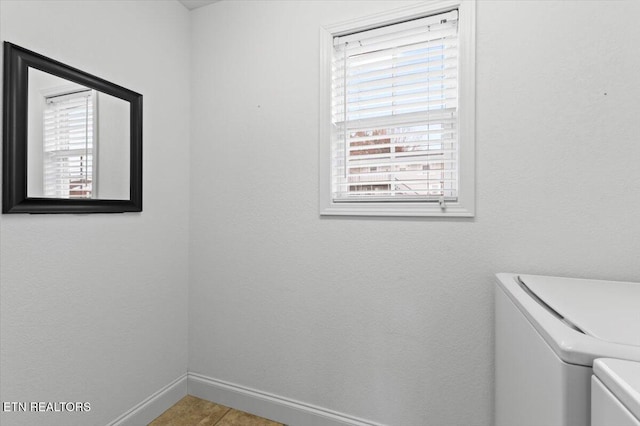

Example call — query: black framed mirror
[2,42,142,213]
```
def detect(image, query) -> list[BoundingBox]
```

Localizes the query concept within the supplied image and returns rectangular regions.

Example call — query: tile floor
[148,395,285,426]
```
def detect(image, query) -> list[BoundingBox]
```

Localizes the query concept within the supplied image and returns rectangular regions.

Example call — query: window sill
[320,200,474,217]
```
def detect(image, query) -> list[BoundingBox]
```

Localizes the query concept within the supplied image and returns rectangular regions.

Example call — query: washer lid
[519,275,640,347]
[594,358,640,421]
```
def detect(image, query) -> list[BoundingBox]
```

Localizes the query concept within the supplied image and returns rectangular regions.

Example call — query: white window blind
[331,9,459,203]
[43,89,95,199]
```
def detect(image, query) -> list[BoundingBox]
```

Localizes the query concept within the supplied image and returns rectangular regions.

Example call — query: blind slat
[333,57,458,86]
[332,158,458,170]
[334,40,458,72]
[344,128,456,144]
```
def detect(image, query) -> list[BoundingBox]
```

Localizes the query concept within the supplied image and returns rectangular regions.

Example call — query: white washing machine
[592,358,640,426]
[494,273,640,426]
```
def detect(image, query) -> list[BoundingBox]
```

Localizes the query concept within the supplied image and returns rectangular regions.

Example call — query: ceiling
[178,0,220,10]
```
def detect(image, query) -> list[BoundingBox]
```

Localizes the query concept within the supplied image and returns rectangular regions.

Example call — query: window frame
[319,0,476,217]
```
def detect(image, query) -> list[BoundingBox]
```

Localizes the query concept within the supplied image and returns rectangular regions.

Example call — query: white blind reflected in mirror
[43,89,95,199]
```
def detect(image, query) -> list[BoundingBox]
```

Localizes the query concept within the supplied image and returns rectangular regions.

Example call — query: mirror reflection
[27,68,130,200]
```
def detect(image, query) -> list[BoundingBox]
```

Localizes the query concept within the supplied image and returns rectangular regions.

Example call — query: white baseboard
[187,373,386,426]
[107,373,187,426]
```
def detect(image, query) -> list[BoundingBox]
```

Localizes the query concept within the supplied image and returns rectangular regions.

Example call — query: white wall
[189,1,640,425]
[0,1,191,425]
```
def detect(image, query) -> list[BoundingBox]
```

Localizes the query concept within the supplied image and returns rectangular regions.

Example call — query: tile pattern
[148,395,284,426]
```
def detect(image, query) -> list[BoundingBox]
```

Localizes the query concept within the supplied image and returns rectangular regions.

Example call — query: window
[43,88,97,199]
[320,1,475,216]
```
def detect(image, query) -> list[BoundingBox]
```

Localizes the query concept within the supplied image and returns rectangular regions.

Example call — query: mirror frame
[2,42,142,213]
